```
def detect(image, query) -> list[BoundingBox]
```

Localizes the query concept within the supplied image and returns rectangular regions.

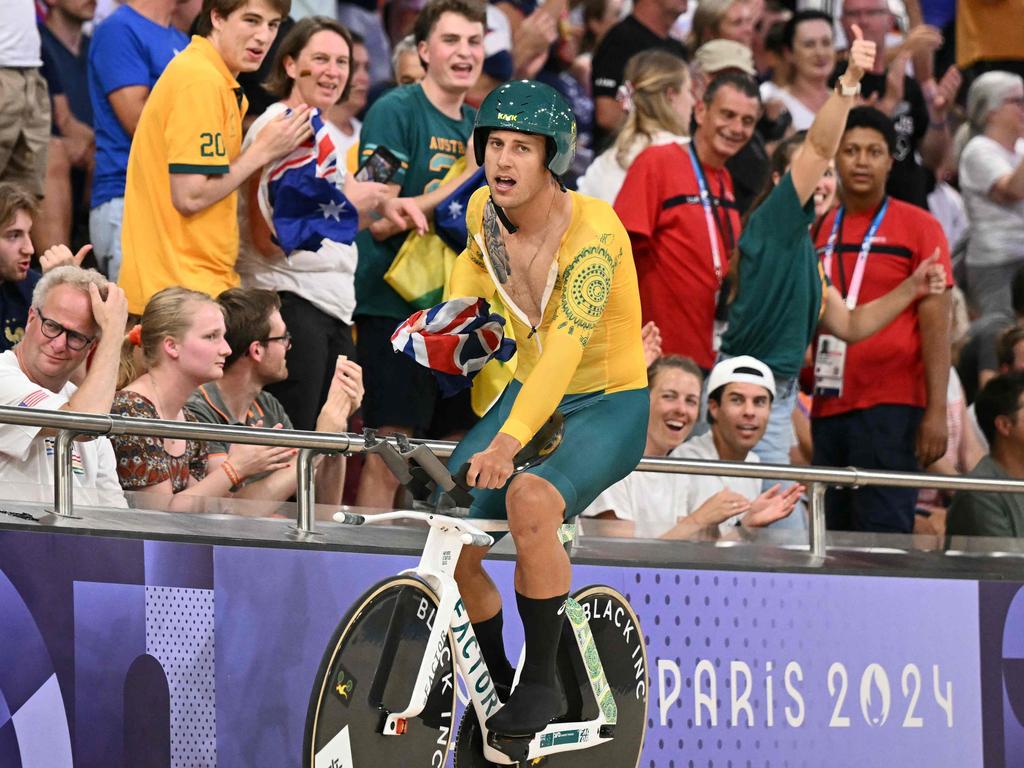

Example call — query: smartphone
[355,145,401,183]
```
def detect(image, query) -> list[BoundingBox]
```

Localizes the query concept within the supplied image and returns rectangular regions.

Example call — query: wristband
[221,459,242,488]
[836,78,861,97]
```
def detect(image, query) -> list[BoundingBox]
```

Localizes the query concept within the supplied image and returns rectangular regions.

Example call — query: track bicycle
[303,423,650,767]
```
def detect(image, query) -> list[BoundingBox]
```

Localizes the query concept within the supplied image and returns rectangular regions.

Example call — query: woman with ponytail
[111,287,295,509]
[577,49,693,204]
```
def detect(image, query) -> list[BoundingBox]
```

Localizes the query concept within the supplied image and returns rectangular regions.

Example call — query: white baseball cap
[706,355,776,400]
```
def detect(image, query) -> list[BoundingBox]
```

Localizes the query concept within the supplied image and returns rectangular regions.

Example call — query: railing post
[53,429,76,517]
[295,447,317,534]
[808,482,827,559]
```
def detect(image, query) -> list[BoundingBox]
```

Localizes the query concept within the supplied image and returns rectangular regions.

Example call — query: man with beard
[186,287,362,505]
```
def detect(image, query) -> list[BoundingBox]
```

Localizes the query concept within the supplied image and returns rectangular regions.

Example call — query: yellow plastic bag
[384,224,458,309]
[383,157,469,309]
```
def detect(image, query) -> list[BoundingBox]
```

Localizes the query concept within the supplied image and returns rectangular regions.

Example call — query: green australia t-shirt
[720,172,824,379]
[354,84,476,320]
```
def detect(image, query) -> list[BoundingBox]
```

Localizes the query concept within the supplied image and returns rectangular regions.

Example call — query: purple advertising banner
[0,530,1014,767]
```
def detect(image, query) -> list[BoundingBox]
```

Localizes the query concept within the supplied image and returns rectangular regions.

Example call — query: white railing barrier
[3,404,1024,560]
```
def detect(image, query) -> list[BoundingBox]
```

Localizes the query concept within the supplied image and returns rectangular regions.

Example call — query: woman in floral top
[110,287,295,505]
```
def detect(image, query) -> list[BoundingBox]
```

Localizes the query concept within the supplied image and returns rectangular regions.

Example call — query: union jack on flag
[391,297,516,396]
[265,108,358,252]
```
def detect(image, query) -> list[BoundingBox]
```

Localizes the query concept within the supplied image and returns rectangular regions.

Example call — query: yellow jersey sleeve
[500,235,625,446]
[166,80,232,175]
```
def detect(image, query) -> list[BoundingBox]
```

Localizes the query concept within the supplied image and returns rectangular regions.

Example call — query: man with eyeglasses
[836,0,960,210]
[185,287,363,506]
[0,264,129,505]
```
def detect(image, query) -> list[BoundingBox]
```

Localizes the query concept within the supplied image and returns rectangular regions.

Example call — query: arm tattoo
[483,199,512,284]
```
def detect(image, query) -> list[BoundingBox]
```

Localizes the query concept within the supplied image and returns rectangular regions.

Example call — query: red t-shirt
[614,142,740,369]
[812,197,951,419]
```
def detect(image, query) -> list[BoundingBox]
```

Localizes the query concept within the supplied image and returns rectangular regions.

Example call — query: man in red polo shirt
[614,72,760,372]
[812,106,952,533]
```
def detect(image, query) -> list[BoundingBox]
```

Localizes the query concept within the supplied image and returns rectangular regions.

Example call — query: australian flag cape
[391,297,516,397]
[434,166,486,252]
[266,108,358,253]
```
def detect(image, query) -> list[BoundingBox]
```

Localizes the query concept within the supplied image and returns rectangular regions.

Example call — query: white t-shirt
[582,431,761,538]
[927,180,969,252]
[329,116,361,169]
[0,351,126,507]
[759,81,816,131]
[236,102,359,324]
[577,132,689,205]
[0,0,42,67]
[959,135,1024,267]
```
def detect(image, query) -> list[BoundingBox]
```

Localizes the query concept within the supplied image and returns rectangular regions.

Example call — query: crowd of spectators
[0,0,1023,541]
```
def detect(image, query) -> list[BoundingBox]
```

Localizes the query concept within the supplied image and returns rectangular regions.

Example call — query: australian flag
[434,166,486,252]
[266,109,358,253]
[391,297,516,396]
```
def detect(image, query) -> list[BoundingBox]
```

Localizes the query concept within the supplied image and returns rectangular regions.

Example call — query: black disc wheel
[454,707,497,767]
[304,576,457,767]
[453,585,648,768]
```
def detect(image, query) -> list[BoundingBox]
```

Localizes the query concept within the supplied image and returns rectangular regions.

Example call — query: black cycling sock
[472,610,515,695]
[485,591,569,736]
[515,591,567,687]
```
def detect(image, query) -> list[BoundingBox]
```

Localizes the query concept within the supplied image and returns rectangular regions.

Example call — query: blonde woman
[577,50,693,204]
[687,0,756,50]
[111,287,295,507]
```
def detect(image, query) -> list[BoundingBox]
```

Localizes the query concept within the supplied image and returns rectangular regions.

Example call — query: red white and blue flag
[391,297,516,396]
[265,108,358,252]
[18,390,49,408]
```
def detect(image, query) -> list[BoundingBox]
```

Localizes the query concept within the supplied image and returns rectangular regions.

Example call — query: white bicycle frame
[336,510,618,764]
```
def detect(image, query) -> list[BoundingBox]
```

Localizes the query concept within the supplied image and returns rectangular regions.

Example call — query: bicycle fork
[377,517,476,737]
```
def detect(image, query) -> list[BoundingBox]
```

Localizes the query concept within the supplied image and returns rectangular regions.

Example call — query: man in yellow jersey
[118,0,312,315]
[445,80,648,739]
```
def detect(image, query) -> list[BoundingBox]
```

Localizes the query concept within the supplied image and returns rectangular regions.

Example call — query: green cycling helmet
[473,80,577,177]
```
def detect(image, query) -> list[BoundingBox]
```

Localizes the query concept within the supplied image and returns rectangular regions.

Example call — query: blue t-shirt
[39,25,92,127]
[88,5,188,208]
[1,271,41,352]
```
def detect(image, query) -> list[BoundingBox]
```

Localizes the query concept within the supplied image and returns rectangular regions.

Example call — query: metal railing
[4,404,1024,560]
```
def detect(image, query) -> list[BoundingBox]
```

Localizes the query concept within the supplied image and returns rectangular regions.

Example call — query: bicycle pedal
[486,731,533,762]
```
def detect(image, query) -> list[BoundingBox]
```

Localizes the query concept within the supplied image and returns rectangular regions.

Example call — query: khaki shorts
[0,68,50,197]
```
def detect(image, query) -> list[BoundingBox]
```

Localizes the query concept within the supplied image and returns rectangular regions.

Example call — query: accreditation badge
[813,334,847,398]
[712,289,727,353]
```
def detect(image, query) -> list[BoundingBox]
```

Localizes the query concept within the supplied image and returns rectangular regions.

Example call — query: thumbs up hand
[845,24,877,85]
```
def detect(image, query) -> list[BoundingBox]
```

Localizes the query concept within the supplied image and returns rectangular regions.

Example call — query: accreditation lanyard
[687,142,735,282]
[821,198,890,310]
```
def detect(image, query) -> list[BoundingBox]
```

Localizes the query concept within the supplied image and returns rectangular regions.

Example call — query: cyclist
[445,80,648,739]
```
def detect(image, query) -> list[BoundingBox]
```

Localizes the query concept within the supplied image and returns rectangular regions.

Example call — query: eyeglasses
[35,308,95,351]
[262,331,293,350]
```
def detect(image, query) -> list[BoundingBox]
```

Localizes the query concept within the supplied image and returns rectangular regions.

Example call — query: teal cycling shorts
[447,380,648,523]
